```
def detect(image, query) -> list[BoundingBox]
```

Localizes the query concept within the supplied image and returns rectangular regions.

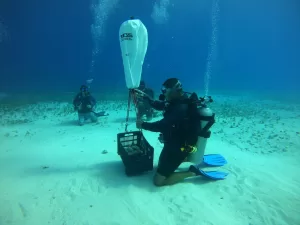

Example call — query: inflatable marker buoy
[119,17,148,89]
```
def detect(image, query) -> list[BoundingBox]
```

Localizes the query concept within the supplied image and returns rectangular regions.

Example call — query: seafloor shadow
[112,117,136,123]
[24,160,156,191]
[90,161,156,191]
[58,119,107,126]
[24,160,218,190]
[183,175,219,185]
[58,120,79,126]
[176,166,220,185]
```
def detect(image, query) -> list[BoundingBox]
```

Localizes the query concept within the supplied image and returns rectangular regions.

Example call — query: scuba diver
[136,81,155,121]
[135,78,228,186]
[73,85,108,126]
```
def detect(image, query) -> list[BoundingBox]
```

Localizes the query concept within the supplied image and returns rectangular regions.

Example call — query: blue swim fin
[203,154,227,167]
[189,165,228,180]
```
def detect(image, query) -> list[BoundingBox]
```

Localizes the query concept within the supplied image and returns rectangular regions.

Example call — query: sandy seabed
[0,94,299,225]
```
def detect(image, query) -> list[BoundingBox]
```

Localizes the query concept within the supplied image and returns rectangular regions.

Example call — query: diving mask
[160,80,182,97]
[80,85,89,93]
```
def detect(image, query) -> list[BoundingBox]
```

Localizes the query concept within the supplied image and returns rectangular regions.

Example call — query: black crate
[117,131,154,176]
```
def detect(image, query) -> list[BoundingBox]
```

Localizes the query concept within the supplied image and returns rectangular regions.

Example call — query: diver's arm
[134,89,165,111]
[147,99,166,111]
[90,96,96,107]
[143,91,165,110]
[73,94,80,106]
[147,89,154,99]
[141,120,163,132]
[141,104,187,132]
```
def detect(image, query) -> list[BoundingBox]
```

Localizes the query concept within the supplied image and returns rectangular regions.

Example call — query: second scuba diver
[73,85,108,126]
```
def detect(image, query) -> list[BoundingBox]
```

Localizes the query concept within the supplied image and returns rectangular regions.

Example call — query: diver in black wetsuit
[136,78,200,186]
[73,85,98,126]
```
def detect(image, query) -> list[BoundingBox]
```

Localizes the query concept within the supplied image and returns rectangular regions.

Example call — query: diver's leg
[153,145,195,186]
[153,171,195,186]
[89,112,98,123]
[145,108,153,121]
[137,103,146,120]
[78,113,85,126]
[182,157,189,162]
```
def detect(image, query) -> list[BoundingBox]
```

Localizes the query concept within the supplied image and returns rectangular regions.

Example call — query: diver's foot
[189,165,200,175]
[189,165,228,180]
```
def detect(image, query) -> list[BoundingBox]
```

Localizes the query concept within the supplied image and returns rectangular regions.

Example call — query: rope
[125,90,132,132]
[131,91,142,131]
[124,89,139,132]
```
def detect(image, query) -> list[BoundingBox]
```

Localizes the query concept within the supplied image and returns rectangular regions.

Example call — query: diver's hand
[136,119,144,129]
[133,89,152,101]
[133,89,145,97]
[74,104,80,111]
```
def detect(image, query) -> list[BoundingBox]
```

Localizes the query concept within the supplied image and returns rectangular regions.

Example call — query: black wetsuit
[73,93,96,113]
[141,96,192,177]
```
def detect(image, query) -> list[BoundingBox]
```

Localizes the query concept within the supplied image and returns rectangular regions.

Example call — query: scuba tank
[187,95,215,164]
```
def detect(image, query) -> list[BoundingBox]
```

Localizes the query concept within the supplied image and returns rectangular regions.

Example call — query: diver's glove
[133,89,153,102]
[74,103,82,111]
[136,119,144,129]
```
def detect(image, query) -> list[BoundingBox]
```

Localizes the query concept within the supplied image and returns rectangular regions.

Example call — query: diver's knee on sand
[153,173,167,186]
[90,112,98,122]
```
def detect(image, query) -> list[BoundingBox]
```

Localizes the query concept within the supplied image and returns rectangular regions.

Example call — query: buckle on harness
[180,145,197,153]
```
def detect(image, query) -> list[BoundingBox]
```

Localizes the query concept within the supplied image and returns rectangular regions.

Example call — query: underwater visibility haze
[0,0,300,225]
[0,0,299,94]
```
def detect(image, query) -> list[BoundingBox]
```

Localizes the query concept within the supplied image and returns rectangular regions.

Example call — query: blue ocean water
[0,0,299,96]
[1,1,300,225]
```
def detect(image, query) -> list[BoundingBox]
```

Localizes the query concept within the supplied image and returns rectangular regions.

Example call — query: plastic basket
[117,131,154,176]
